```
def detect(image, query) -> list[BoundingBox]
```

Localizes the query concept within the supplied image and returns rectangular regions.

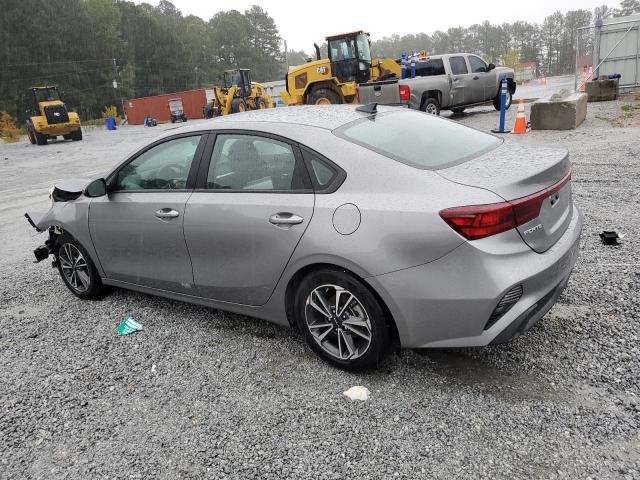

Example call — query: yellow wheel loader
[210,69,274,117]
[26,86,82,145]
[281,31,401,106]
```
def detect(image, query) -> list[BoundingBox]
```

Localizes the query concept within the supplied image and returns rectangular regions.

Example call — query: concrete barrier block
[586,79,619,102]
[531,91,587,130]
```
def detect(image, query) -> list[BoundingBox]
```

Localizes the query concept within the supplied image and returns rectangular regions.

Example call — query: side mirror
[85,178,108,198]
[488,63,496,71]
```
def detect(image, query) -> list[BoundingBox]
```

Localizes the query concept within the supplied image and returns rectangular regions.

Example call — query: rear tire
[71,128,82,141]
[307,88,341,105]
[451,107,465,114]
[493,89,513,110]
[294,268,391,371]
[420,97,440,115]
[27,125,36,144]
[56,234,104,300]
[231,98,247,113]
[34,130,47,145]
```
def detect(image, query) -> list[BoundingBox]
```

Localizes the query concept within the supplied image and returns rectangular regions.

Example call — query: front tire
[231,98,247,113]
[56,234,104,300]
[307,88,341,105]
[294,269,391,371]
[420,97,440,115]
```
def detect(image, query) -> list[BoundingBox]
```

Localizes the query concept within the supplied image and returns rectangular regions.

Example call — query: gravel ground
[1,101,639,479]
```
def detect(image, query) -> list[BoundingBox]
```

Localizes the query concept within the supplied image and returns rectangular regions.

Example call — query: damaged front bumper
[25,212,58,264]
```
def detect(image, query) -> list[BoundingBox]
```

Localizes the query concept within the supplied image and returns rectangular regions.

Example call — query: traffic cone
[512,99,528,134]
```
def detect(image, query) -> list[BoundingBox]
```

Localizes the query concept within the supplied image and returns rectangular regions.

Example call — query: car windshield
[34,88,60,103]
[335,110,501,169]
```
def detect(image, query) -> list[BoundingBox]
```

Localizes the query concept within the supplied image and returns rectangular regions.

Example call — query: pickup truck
[357,53,516,115]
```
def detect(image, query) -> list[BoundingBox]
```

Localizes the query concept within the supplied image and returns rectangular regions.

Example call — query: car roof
[165,105,400,137]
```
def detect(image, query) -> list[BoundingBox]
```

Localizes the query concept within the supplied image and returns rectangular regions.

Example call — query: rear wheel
[420,97,440,115]
[451,107,465,114]
[34,130,47,145]
[56,234,104,300]
[71,128,82,141]
[27,124,36,144]
[493,89,513,110]
[231,98,247,113]
[307,88,341,105]
[294,268,391,371]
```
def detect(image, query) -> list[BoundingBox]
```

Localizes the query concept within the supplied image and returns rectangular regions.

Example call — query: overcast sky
[139,0,609,51]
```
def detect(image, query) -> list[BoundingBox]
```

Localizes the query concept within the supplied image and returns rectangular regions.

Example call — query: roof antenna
[355,102,377,114]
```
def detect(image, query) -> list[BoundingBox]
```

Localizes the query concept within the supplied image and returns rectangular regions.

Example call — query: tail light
[399,84,410,102]
[440,165,572,241]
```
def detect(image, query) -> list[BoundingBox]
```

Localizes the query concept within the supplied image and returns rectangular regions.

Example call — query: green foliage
[0,1,285,125]
[503,49,521,70]
[0,112,21,143]
[101,105,118,119]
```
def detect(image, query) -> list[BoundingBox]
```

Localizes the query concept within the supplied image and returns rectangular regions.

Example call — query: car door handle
[473,76,480,80]
[155,208,180,219]
[269,212,304,226]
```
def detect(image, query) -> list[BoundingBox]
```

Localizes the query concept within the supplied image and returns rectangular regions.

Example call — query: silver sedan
[28,105,582,370]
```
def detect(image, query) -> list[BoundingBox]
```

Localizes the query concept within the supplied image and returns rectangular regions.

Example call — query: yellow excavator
[207,69,274,117]
[281,31,401,105]
[26,86,82,145]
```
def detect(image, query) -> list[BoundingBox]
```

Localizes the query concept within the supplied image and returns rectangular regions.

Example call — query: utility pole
[195,65,199,89]
[113,58,125,121]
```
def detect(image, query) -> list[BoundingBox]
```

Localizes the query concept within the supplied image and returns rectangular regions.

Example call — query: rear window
[334,110,501,169]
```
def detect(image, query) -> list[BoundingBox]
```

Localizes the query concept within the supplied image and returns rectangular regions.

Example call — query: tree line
[1,0,639,125]
[0,0,283,123]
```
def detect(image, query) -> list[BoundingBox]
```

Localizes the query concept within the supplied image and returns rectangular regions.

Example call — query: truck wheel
[27,126,36,144]
[421,97,440,115]
[71,128,82,141]
[451,107,465,114]
[171,116,175,123]
[493,89,513,110]
[231,98,247,113]
[255,97,268,109]
[308,88,341,105]
[34,130,48,145]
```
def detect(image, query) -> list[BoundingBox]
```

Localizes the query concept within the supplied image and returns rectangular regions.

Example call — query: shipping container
[124,89,208,125]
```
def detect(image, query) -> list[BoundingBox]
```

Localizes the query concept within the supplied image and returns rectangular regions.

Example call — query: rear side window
[449,56,468,75]
[207,134,308,191]
[335,110,501,169]
[415,59,445,77]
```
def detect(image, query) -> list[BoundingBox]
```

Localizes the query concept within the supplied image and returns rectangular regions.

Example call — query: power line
[1,58,115,68]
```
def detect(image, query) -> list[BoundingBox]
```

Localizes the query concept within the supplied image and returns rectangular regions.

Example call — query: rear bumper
[367,203,582,348]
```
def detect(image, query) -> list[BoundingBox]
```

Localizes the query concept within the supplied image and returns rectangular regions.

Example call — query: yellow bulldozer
[281,31,401,106]
[26,86,82,145]
[206,69,274,117]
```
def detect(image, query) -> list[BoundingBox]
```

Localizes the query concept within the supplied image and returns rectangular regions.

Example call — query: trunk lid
[437,141,572,253]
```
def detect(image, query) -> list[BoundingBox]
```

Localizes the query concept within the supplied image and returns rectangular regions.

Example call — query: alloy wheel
[58,243,91,293]
[425,103,438,115]
[304,284,372,361]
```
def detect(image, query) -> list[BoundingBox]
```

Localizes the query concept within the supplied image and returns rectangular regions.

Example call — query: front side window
[335,110,501,169]
[469,55,488,73]
[355,34,372,62]
[114,135,201,190]
[449,56,468,75]
[207,135,305,191]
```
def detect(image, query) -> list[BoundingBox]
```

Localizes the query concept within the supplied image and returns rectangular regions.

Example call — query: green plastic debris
[117,315,143,335]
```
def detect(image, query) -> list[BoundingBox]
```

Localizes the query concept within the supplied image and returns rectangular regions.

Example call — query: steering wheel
[157,164,185,189]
